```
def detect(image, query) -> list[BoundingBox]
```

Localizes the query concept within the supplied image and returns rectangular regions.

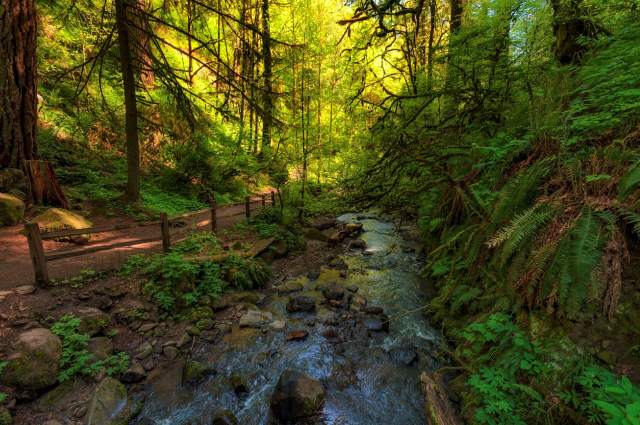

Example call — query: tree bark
[427,0,437,87]
[550,0,595,65]
[0,0,38,170]
[115,0,141,202]
[260,0,273,154]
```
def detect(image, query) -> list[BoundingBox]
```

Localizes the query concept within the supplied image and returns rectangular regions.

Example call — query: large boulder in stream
[0,328,61,390]
[270,370,325,422]
[286,296,316,313]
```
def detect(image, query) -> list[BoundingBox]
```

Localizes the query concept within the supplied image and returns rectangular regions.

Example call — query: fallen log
[420,372,461,425]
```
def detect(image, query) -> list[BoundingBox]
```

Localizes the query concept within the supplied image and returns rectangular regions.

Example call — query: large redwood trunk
[0,0,38,169]
[551,0,596,65]
[260,0,273,154]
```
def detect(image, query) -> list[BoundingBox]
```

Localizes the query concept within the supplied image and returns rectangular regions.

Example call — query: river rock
[212,410,238,425]
[0,193,25,226]
[286,330,309,341]
[66,306,110,336]
[86,377,137,425]
[362,305,384,315]
[321,285,345,301]
[121,361,146,383]
[349,239,367,250]
[239,309,273,328]
[388,346,418,366]
[345,223,364,235]
[312,217,337,231]
[364,317,389,332]
[183,360,215,384]
[277,280,304,294]
[327,257,348,270]
[286,296,316,313]
[1,328,61,390]
[230,373,249,395]
[88,337,114,361]
[270,370,325,421]
[163,345,179,360]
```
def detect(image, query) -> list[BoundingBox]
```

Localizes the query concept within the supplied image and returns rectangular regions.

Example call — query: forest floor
[0,199,271,290]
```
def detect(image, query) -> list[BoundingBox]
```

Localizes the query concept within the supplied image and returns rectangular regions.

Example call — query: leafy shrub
[51,315,129,382]
[221,255,271,290]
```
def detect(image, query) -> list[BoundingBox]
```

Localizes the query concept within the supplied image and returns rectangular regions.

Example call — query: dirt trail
[0,199,272,290]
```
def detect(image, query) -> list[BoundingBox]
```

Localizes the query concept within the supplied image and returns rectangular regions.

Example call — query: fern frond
[618,208,640,237]
[619,160,640,200]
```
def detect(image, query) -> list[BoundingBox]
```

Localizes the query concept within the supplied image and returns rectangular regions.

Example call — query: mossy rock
[0,193,25,226]
[85,377,137,425]
[182,360,214,384]
[64,307,110,336]
[29,208,93,243]
[1,328,61,390]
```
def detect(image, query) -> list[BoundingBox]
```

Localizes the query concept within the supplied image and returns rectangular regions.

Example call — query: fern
[488,203,556,266]
[544,211,605,315]
[619,208,640,237]
[489,159,554,231]
[619,160,640,200]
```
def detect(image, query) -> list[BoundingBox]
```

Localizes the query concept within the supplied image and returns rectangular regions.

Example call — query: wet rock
[286,296,316,313]
[345,223,364,235]
[66,306,110,336]
[141,357,155,372]
[88,337,113,361]
[349,239,367,250]
[346,285,359,293]
[269,320,286,331]
[277,281,304,294]
[163,346,179,361]
[321,285,345,301]
[350,294,367,311]
[113,299,149,325]
[86,377,137,425]
[321,327,340,341]
[388,346,418,366]
[121,361,146,383]
[270,370,325,422]
[312,217,338,231]
[329,299,345,309]
[1,328,61,390]
[364,317,388,332]
[362,306,384,315]
[230,373,249,396]
[212,410,238,425]
[239,309,273,328]
[183,360,214,384]
[286,330,309,341]
[135,341,154,360]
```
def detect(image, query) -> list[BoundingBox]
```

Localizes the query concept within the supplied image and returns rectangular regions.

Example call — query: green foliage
[50,315,129,382]
[221,255,272,290]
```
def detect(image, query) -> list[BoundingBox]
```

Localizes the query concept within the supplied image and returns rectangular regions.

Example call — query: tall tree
[115,0,141,202]
[550,0,597,64]
[0,0,38,170]
[260,0,273,154]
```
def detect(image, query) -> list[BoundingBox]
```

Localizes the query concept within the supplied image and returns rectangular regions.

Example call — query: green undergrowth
[50,315,129,383]
[456,314,640,425]
[121,232,271,315]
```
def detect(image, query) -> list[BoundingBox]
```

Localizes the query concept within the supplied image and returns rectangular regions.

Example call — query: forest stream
[134,214,442,425]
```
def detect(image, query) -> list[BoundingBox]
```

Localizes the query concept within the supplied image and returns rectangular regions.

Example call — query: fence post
[210,195,217,233]
[25,222,49,286]
[245,195,251,219]
[261,194,266,208]
[160,213,170,253]
[271,190,276,206]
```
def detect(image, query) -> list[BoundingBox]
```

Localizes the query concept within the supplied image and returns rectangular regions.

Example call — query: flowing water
[135,214,441,425]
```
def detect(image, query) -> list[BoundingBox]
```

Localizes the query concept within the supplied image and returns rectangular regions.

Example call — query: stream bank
[1,212,446,425]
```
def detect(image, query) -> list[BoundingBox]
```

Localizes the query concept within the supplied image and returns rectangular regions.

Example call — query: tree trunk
[427,0,437,87]
[260,0,273,154]
[115,0,141,202]
[0,0,38,170]
[550,0,595,65]
[23,160,69,208]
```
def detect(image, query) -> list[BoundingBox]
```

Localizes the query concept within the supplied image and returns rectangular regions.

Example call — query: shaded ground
[0,198,271,290]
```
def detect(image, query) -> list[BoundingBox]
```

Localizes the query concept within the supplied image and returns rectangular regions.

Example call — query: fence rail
[25,191,278,286]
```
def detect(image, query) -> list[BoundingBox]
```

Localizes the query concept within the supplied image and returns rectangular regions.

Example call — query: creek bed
[135,213,441,425]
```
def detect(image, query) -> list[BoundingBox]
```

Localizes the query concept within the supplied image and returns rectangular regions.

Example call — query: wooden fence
[25,191,277,286]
